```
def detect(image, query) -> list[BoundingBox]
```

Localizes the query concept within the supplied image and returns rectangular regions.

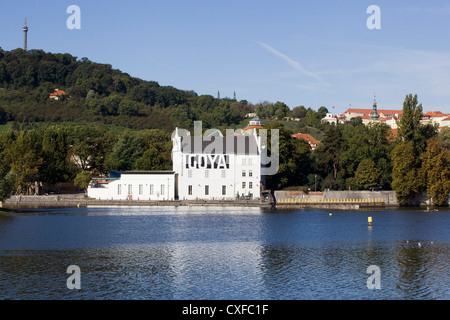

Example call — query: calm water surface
[0,206,449,300]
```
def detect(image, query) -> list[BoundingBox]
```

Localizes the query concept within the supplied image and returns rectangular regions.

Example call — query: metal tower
[22,17,28,51]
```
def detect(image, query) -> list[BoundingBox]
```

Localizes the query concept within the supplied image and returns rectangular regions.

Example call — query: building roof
[119,171,175,175]
[423,111,450,118]
[243,125,263,131]
[291,133,320,145]
[49,89,66,97]
[344,108,403,117]
[180,135,259,155]
[388,129,398,142]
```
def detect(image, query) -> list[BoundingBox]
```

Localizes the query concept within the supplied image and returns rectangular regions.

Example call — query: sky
[1,0,450,114]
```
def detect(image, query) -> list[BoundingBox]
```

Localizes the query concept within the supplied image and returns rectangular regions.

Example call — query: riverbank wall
[0,191,394,210]
[275,190,398,206]
[0,194,271,209]
[2,190,442,210]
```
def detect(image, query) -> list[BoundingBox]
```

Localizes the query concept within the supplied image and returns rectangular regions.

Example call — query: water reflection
[0,208,448,299]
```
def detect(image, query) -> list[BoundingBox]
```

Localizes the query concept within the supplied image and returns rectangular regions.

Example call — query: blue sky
[1,0,450,114]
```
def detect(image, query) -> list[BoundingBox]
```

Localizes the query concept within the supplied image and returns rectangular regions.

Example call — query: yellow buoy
[368,216,373,226]
[329,213,332,216]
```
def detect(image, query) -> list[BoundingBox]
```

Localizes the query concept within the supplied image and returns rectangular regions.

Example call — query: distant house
[321,113,338,125]
[440,117,450,129]
[292,133,321,150]
[421,111,450,128]
[49,89,66,100]
[243,116,264,134]
[88,171,176,201]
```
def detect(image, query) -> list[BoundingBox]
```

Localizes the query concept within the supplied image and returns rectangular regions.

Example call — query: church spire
[370,93,380,120]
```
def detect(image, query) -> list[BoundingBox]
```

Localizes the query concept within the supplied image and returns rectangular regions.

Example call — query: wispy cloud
[401,4,450,15]
[257,41,327,85]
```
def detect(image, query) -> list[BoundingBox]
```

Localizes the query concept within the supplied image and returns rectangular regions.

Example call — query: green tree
[264,123,312,190]
[105,131,147,171]
[391,141,423,206]
[134,147,166,170]
[273,101,290,120]
[438,127,450,150]
[314,125,345,180]
[354,159,381,190]
[291,106,307,118]
[0,106,7,125]
[420,138,450,206]
[317,106,329,119]
[40,125,77,184]
[74,170,92,192]
[118,99,141,116]
[68,126,106,171]
[397,94,437,161]
[5,131,43,194]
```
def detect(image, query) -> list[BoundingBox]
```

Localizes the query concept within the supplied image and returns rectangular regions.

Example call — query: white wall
[176,153,261,200]
[88,173,176,201]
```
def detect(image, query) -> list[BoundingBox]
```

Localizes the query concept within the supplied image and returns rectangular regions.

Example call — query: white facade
[172,128,262,200]
[88,171,176,201]
[321,113,338,125]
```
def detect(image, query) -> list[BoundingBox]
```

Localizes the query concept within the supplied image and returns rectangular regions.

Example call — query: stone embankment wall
[275,190,397,205]
[0,194,268,209]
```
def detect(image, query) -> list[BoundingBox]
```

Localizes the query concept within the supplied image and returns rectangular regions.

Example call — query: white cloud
[257,41,328,85]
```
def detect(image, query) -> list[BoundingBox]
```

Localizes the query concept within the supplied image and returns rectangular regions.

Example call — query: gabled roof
[180,135,260,155]
[49,89,66,96]
[291,133,320,145]
[423,111,450,117]
[344,108,403,117]
[243,125,263,131]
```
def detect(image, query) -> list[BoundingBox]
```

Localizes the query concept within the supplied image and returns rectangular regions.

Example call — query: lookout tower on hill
[22,18,28,51]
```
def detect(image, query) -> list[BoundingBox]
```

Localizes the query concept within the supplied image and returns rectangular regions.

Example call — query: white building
[172,128,262,200]
[88,123,265,202]
[321,113,338,125]
[88,171,176,201]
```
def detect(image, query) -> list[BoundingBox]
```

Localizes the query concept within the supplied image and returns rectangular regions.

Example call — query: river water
[0,206,448,300]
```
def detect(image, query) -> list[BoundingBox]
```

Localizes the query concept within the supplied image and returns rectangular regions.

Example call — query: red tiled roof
[423,111,450,117]
[49,89,66,97]
[292,133,320,145]
[243,125,263,131]
[344,108,403,117]
[388,129,398,142]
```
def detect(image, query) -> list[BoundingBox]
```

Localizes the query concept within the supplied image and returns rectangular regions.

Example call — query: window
[205,185,209,195]
[242,158,246,165]
[242,182,246,189]
[128,185,132,195]
[249,182,253,189]
[221,170,226,178]
[118,184,122,195]
[205,170,209,178]
[139,184,143,195]
[188,170,192,178]
[161,184,165,195]
[242,170,246,177]
[222,185,226,196]
[249,170,253,177]
[188,185,193,195]
[149,184,154,195]
[249,158,253,166]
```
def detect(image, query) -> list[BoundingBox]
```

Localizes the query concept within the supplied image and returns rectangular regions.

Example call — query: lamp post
[315,174,317,192]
